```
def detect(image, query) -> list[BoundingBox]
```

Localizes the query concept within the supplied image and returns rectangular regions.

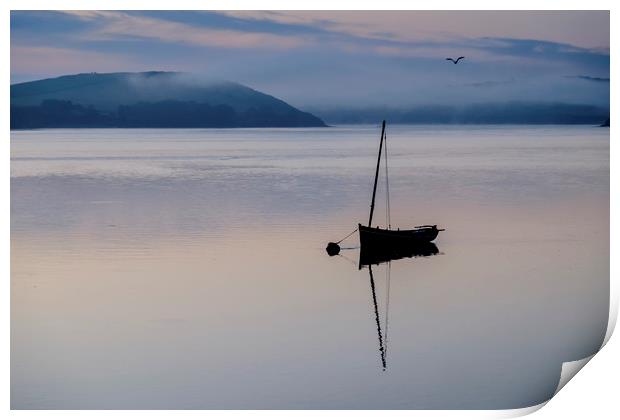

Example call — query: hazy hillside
[10,72,326,129]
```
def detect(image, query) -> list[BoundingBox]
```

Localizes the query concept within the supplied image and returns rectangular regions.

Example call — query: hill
[10,72,326,129]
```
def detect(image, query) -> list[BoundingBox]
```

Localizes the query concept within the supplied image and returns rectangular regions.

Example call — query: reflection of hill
[10,72,326,129]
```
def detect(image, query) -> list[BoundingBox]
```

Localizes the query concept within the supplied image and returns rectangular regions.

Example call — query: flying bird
[446,56,465,64]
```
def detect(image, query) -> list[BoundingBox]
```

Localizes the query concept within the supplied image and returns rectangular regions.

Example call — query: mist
[10,11,609,112]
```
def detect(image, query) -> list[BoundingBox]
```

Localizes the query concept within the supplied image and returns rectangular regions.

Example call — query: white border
[3,1,616,419]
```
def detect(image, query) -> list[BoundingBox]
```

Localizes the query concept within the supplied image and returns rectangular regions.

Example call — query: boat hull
[359,224,439,247]
[358,223,440,265]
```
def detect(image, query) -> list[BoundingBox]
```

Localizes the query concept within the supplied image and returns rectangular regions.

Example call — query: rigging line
[384,129,391,229]
[337,253,358,268]
[368,121,386,227]
[336,227,358,244]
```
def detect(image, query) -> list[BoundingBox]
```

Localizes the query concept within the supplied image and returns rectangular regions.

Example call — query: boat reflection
[359,243,440,371]
[359,242,439,268]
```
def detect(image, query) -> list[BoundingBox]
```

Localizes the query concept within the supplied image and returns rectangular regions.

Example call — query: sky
[10,10,610,108]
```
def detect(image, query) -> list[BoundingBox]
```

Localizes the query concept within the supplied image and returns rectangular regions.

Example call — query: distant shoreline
[11,72,609,130]
[9,122,610,132]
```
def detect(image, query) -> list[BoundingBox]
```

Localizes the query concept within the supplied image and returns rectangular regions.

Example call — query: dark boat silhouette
[358,120,443,252]
[359,240,439,267]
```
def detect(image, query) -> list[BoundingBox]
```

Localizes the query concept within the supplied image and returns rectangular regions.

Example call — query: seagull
[446,56,465,64]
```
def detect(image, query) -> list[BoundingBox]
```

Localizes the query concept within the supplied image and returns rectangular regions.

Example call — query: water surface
[11,125,609,409]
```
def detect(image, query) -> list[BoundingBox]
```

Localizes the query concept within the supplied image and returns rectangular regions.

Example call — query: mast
[368,120,386,227]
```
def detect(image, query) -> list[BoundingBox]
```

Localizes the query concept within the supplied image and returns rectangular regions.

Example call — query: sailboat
[359,120,443,254]
[328,124,443,369]
[325,120,443,257]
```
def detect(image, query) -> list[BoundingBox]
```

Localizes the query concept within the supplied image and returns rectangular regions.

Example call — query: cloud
[458,79,516,88]
[54,10,117,21]
[215,10,610,50]
[571,75,610,83]
[58,11,308,50]
[21,11,610,67]
[10,45,142,75]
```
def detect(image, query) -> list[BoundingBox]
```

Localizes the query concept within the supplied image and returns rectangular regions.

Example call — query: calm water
[11,125,609,409]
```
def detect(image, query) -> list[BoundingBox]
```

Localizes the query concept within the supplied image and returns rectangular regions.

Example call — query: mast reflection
[359,243,440,371]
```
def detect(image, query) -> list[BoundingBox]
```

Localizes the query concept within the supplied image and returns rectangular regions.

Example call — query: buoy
[326,242,340,256]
